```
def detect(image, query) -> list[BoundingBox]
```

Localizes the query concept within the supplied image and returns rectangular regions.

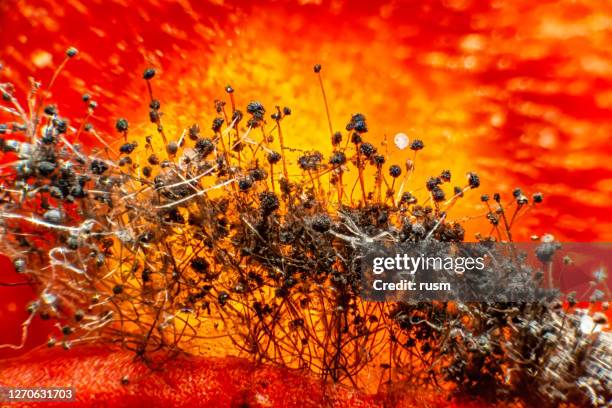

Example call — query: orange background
[1,0,611,357]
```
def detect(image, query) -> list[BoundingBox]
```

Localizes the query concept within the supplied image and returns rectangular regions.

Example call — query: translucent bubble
[394,132,409,150]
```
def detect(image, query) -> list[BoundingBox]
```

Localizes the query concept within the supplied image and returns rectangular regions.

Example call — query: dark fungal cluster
[0,53,609,407]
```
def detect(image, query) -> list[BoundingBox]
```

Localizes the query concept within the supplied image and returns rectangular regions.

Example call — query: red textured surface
[0,256,55,360]
[0,347,483,408]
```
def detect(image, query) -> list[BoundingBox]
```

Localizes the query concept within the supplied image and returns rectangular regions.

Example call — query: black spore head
[246,101,266,121]
[66,47,78,58]
[440,169,451,182]
[389,165,402,178]
[410,139,424,151]
[259,191,280,216]
[116,118,129,133]
[311,214,332,232]
[143,68,156,80]
[533,192,544,203]
[267,151,282,165]
[195,138,215,157]
[467,172,480,189]
[346,113,368,133]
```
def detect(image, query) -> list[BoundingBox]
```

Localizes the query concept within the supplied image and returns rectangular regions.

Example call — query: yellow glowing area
[66,0,607,242]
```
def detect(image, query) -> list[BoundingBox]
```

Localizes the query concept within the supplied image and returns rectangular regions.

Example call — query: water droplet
[394,132,409,150]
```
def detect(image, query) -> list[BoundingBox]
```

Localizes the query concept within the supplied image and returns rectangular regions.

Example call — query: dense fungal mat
[0,52,610,407]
